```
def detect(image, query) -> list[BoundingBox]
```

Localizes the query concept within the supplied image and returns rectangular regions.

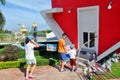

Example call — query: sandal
[29,76,34,79]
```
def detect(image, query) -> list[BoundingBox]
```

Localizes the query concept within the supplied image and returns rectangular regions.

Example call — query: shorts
[66,54,70,60]
[26,58,37,64]
[70,58,76,66]
[58,52,67,62]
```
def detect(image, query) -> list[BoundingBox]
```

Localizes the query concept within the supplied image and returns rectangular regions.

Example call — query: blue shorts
[58,52,67,61]
[66,54,70,60]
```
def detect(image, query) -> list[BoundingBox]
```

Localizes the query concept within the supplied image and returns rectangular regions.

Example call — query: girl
[25,35,39,80]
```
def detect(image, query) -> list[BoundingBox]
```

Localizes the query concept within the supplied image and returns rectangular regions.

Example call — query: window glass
[83,32,88,47]
[83,32,95,48]
[90,33,95,47]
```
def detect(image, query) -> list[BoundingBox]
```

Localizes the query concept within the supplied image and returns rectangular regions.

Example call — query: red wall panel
[52,0,120,55]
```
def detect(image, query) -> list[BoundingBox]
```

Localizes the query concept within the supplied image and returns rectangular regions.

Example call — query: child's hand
[30,39,39,48]
[30,39,35,43]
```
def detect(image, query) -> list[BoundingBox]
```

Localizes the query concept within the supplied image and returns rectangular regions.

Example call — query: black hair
[25,37,30,44]
[62,33,67,36]
[70,47,73,49]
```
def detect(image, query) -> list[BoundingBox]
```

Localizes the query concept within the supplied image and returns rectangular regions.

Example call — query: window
[83,32,95,48]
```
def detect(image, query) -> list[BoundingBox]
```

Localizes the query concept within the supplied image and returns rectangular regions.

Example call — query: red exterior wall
[52,0,120,55]
[116,48,120,54]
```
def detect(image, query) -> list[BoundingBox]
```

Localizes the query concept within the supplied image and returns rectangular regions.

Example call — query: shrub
[18,49,25,58]
[0,59,24,69]
[36,56,49,66]
[0,57,49,69]
[3,45,20,61]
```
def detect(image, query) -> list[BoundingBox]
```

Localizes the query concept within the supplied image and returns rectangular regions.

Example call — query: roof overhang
[40,8,72,45]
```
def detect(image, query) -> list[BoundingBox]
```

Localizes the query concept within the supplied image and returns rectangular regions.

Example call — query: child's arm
[31,39,39,48]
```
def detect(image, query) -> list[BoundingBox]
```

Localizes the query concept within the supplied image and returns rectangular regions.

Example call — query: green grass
[111,61,120,77]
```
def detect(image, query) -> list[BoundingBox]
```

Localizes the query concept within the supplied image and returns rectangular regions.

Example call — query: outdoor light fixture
[108,1,112,10]
[68,8,72,13]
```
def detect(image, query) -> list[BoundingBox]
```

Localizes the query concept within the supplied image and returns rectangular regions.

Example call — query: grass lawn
[111,61,120,77]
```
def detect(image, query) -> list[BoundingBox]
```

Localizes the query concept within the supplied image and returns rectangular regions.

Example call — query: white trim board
[40,8,72,45]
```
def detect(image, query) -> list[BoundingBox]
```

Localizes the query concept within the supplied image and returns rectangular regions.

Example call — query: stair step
[76,57,89,64]
[76,62,86,69]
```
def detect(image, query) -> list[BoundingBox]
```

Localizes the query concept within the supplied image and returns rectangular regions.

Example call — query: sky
[0,0,51,31]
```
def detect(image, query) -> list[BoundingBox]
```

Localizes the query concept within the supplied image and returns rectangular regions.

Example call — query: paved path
[0,66,82,80]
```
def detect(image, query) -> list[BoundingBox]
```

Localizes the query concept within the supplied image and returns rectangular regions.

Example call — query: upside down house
[41,0,120,61]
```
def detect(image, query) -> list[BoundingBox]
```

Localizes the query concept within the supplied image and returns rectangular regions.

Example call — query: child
[25,35,39,80]
[68,44,77,72]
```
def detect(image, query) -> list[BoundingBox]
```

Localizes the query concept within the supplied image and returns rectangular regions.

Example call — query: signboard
[46,44,57,51]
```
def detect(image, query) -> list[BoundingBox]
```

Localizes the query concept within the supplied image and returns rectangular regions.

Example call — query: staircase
[76,57,89,69]
[76,54,90,80]
[76,57,120,80]
[76,49,120,80]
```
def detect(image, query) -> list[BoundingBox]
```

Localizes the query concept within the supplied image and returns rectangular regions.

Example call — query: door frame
[77,6,99,54]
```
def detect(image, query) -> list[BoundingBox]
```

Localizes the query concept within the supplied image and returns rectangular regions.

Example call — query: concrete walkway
[0,66,83,80]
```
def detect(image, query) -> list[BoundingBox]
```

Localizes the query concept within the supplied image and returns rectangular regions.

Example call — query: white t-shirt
[25,42,35,59]
[68,49,77,59]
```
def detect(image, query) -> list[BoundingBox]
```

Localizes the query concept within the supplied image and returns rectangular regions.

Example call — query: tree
[0,12,5,31]
[0,0,6,32]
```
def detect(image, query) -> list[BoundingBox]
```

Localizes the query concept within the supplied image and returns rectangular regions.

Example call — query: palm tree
[0,0,6,31]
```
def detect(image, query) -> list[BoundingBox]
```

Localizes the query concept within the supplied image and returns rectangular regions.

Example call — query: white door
[77,6,99,54]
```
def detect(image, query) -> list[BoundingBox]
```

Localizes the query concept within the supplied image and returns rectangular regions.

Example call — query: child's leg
[73,65,76,69]
[29,64,36,77]
[70,59,74,71]
[72,59,77,71]
[26,64,31,79]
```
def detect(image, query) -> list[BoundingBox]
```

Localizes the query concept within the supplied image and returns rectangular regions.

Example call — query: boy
[68,44,77,72]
